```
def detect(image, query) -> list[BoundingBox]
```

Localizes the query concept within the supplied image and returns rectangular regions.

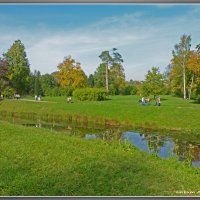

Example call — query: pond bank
[0,111,199,166]
[0,121,200,196]
[0,110,200,137]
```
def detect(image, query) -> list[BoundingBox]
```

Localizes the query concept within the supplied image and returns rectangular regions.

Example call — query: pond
[0,111,199,167]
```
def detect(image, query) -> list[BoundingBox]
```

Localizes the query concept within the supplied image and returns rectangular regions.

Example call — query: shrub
[73,88,107,101]
[109,84,119,95]
[45,87,73,97]
[196,95,200,104]
[120,85,138,95]
[2,87,16,98]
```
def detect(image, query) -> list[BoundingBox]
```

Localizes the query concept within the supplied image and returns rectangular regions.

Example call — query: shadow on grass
[105,97,112,101]
[189,101,200,104]
[160,98,168,101]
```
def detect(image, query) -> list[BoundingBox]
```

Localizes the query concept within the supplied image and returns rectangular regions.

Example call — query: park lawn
[0,95,200,131]
[0,121,200,196]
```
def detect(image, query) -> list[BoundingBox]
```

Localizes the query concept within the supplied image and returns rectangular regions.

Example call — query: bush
[2,87,16,98]
[196,95,200,104]
[109,84,119,95]
[120,85,138,95]
[73,88,107,101]
[45,87,73,97]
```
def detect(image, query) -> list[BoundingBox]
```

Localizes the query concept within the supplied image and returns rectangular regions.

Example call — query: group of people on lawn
[0,93,21,100]
[35,95,41,101]
[139,96,161,106]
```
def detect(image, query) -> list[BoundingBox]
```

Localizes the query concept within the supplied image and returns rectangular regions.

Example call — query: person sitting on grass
[138,97,144,105]
[67,96,72,103]
[139,97,150,106]
[145,98,150,105]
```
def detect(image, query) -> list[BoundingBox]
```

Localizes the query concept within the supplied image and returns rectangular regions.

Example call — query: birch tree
[172,35,191,99]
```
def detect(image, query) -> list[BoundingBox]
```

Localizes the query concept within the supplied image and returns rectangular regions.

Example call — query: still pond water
[1,113,200,167]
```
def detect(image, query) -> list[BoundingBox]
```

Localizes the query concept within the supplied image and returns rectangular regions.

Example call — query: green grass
[0,121,200,196]
[0,95,200,131]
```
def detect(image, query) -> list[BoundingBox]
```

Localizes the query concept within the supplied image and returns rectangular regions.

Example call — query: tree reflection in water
[0,111,199,166]
[124,132,200,166]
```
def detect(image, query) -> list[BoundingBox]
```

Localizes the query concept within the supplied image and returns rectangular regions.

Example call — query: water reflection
[85,134,96,139]
[74,130,200,166]
[0,112,199,166]
[122,132,200,166]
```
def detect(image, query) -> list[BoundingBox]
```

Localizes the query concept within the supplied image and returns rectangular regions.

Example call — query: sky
[0,4,200,81]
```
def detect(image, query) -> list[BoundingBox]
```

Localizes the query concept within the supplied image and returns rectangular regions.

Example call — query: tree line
[0,35,200,101]
[0,40,131,97]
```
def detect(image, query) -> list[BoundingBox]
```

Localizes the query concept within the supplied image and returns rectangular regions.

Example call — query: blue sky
[0,4,200,80]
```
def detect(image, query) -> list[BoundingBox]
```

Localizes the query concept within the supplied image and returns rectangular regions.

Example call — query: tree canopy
[3,40,30,94]
[56,56,87,89]
[142,67,165,97]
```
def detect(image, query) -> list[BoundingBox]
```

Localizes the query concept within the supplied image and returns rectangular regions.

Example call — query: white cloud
[1,6,200,81]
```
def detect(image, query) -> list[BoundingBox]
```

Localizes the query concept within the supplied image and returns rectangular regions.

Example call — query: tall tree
[172,35,191,99]
[99,51,112,91]
[3,40,30,94]
[56,56,87,89]
[99,48,124,92]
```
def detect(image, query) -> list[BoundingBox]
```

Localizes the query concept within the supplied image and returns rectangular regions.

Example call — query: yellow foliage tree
[56,56,87,89]
[187,51,200,83]
[187,51,200,99]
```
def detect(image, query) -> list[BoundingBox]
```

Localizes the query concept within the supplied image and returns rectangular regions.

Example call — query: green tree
[40,73,58,96]
[29,70,43,96]
[0,59,9,95]
[87,74,95,88]
[93,63,107,88]
[3,40,30,95]
[143,67,165,98]
[120,80,138,95]
[172,35,191,99]
[34,70,42,96]
[29,72,35,96]
[109,63,125,94]
[163,64,173,95]
[99,50,112,91]
[98,48,125,93]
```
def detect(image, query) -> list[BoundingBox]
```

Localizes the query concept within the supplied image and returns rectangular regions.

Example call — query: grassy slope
[0,121,200,196]
[0,95,200,130]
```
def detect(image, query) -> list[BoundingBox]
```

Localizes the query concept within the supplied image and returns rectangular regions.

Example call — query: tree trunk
[106,62,109,91]
[183,62,186,99]
[188,74,194,100]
